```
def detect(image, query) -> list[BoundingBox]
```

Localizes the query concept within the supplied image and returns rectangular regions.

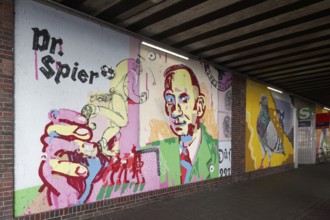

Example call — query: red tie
[180,147,192,184]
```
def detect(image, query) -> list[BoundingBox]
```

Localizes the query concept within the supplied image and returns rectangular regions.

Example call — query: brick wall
[0,0,14,219]
[231,73,246,176]
[0,1,293,219]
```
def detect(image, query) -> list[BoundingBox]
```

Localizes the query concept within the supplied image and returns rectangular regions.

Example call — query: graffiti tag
[32,27,113,84]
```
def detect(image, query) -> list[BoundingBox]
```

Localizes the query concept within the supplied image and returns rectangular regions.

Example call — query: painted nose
[171,103,182,118]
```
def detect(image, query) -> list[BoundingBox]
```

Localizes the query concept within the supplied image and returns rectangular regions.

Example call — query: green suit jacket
[147,123,219,187]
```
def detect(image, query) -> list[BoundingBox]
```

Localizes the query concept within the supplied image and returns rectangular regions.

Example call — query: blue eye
[165,94,175,105]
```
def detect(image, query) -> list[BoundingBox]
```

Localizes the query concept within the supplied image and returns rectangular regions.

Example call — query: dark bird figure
[256,94,285,169]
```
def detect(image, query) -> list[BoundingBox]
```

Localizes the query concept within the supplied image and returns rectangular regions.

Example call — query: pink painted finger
[49,109,87,125]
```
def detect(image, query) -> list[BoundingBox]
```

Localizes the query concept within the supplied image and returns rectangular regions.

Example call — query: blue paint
[180,160,192,184]
[165,94,175,105]
[181,135,192,143]
[50,109,59,118]
[78,157,102,204]
[48,131,59,144]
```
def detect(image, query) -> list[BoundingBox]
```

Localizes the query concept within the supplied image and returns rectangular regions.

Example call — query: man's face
[164,69,199,137]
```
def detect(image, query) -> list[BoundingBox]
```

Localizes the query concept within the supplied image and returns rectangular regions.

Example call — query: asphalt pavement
[90,163,330,220]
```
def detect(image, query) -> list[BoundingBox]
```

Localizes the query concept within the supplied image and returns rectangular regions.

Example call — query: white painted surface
[15,0,131,190]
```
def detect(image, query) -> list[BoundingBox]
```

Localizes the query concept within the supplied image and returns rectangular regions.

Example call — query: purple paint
[218,72,232,91]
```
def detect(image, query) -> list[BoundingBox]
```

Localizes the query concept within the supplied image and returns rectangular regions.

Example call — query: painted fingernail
[76,166,87,175]
[75,128,89,135]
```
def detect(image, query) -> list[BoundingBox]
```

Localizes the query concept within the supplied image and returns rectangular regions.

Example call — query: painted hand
[39,109,104,208]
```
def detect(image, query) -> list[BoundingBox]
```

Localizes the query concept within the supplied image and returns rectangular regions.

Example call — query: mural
[315,108,330,162]
[315,127,330,163]
[14,0,232,216]
[246,80,294,172]
[217,71,232,177]
[138,58,225,186]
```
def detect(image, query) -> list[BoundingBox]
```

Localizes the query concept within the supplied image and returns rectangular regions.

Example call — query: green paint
[157,124,219,185]
[14,185,40,217]
[133,184,139,193]
[96,187,106,201]
[139,183,145,191]
[159,137,181,186]
[151,141,160,147]
[105,186,113,199]
[190,124,219,181]
[114,184,121,192]
[141,142,158,150]
[121,183,129,195]
[141,138,180,186]
[129,182,135,188]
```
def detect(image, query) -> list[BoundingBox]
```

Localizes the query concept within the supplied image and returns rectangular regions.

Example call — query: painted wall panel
[245,80,294,172]
[315,108,330,163]
[217,72,232,177]
[14,0,232,216]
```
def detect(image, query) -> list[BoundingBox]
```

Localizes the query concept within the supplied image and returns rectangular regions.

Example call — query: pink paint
[34,50,38,80]
[39,160,80,209]
[119,104,139,153]
[43,137,81,155]
[48,109,87,125]
[87,150,160,201]
[89,114,110,142]
[52,193,59,209]
[117,58,140,153]
[126,58,141,104]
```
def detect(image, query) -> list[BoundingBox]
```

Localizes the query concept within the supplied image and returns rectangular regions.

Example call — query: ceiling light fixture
[141,41,189,60]
[267,86,283,94]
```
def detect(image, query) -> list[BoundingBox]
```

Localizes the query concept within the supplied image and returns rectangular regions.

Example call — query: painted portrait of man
[161,64,219,185]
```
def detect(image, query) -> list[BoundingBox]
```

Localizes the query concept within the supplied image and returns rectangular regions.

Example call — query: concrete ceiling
[47,0,330,107]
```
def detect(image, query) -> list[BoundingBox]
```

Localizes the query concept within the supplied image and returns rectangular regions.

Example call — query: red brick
[2,112,12,118]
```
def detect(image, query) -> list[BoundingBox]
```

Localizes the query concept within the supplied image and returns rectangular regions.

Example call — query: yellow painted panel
[246,80,293,172]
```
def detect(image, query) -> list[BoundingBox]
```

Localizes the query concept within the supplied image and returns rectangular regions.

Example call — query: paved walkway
[91,163,330,220]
